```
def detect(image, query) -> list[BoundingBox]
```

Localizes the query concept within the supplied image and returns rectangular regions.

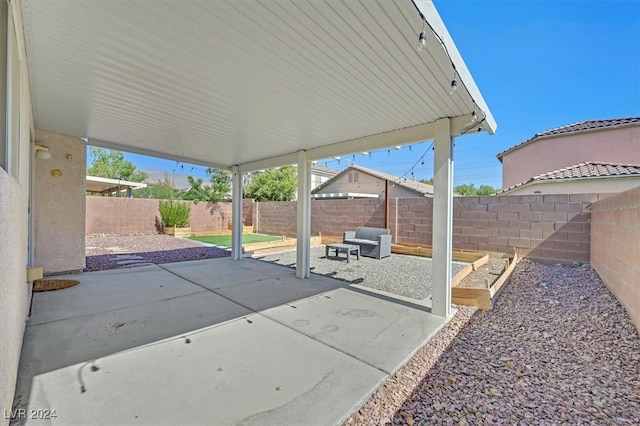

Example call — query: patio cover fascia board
[238,115,475,174]
[93,114,475,175]
[89,138,231,172]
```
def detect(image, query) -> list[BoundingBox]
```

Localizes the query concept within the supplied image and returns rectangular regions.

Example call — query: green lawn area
[188,234,281,247]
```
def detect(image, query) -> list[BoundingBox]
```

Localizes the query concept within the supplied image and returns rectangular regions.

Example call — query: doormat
[33,279,80,292]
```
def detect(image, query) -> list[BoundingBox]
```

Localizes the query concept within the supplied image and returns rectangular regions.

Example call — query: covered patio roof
[21,0,495,172]
[19,0,496,318]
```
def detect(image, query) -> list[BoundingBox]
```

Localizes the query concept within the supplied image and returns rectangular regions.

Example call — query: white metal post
[432,118,454,317]
[296,150,311,278]
[231,166,243,260]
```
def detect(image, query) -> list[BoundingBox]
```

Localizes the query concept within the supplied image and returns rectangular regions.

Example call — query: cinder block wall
[86,198,253,234]
[255,193,611,263]
[254,199,385,238]
[448,194,602,263]
[590,186,640,332]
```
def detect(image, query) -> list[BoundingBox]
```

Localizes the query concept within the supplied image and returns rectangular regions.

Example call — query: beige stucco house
[311,164,434,199]
[497,118,640,190]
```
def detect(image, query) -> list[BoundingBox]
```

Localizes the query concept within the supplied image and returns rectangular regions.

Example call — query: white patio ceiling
[21,0,496,172]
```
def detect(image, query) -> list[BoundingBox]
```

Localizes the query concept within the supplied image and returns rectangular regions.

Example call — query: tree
[181,168,231,202]
[245,166,297,201]
[454,183,498,196]
[209,169,232,201]
[132,182,180,200]
[476,184,499,196]
[419,177,434,185]
[87,147,148,182]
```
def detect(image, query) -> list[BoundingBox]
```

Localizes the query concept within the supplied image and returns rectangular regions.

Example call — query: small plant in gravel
[158,200,191,227]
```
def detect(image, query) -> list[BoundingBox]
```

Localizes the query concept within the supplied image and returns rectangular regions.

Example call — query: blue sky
[90,0,640,189]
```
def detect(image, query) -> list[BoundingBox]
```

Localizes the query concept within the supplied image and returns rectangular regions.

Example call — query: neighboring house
[311,164,433,199]
[310,163,339,190]
[497,117,640,189]
[499,162,640,195]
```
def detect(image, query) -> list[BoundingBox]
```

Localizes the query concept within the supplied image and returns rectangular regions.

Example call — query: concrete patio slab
[20,314,386,426]
[18,291,251,374]
[28,265,206,326]
[160,257,289,290]
[262,287,446,374]
[13,257,449,426]
[214,270,345,312]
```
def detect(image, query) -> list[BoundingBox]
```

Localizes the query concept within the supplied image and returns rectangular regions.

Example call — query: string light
[410,0,488,132]
[417,20,427,52]
[450,74,458,94]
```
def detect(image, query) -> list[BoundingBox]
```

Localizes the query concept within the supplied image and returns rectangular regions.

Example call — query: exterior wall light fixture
[35,145,51,160]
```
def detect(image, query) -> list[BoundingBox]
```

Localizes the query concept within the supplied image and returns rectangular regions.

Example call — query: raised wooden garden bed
[243,236,322,255]
[452,250,520,309]
[320,235,519,309]
[162,226,192,238]
[190,226,253,237]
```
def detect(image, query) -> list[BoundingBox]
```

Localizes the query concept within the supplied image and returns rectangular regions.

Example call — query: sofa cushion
[344,238,379,246]
[354,227,389,241]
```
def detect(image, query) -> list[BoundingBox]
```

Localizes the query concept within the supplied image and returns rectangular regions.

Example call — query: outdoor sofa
[342,226,392,259]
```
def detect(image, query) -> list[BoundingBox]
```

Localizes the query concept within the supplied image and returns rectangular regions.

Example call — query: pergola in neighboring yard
[86,176,147,197]
[21,0,496,317]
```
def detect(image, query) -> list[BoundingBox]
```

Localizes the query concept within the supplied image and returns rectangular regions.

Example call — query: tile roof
[310,163,340,175]
[311,164,434,196]
[497,117,640,160]
[499,162,640,193]
[349,164,434,195]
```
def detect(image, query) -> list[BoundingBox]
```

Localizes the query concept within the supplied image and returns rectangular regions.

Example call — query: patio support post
[296,150,311,278]
[231,166,243,260]
[432,117,453,317]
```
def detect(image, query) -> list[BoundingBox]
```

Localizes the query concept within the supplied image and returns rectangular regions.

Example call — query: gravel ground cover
[255,246,468,300]
[346,259,640,425]
[85,234,230,272]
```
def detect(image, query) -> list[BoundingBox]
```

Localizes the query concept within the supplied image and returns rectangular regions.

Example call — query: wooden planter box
[243,236,322,255]
[163,226,192,238]
[452,251,520,310]
[320,235,519,310]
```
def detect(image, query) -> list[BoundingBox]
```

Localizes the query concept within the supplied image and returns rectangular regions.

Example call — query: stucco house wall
[315,174,383,197]
[501,125,640,189]
[389,182,424,198]
[1,1,35,422]
[34,130,86,274]
[502,178,640,196]
[313,172,425,199]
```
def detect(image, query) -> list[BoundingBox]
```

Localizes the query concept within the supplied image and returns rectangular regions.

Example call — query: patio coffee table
[325,243,360,263]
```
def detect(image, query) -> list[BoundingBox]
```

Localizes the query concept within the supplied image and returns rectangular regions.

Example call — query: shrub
[158,200,191,227]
